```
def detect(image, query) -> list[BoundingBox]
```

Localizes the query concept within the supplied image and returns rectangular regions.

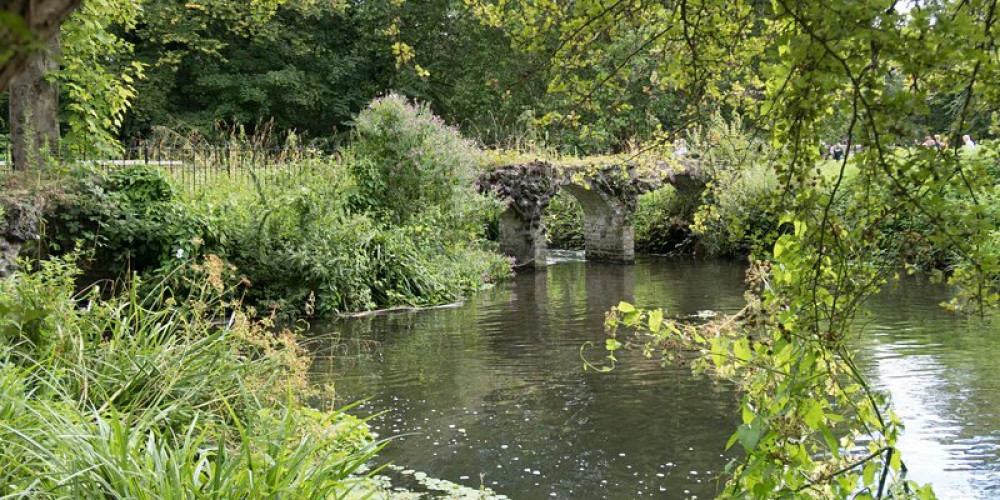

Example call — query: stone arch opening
[560,183,635,263]
[542,190,585,251]
[633,185,695,254]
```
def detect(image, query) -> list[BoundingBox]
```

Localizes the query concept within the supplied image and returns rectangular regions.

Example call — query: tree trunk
[9,33,60,170]
[0,0,81,92]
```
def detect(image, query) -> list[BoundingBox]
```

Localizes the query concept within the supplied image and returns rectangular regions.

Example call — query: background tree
[3,0,300,163]
[2,0,80,169]
[465,0,770,148]
[56,0,142,156]
[0,0,79,91]
[6,0,710,152]
[119,0,549,147]
[9,35,59,169]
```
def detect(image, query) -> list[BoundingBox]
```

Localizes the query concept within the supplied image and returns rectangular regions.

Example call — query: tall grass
[0,255,382,498]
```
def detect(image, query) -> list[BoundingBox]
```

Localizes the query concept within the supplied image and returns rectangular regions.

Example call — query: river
[310,253,1000,499]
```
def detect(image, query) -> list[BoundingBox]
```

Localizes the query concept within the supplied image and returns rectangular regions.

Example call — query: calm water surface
[856,284,1000,498]
[310,253,1000,499]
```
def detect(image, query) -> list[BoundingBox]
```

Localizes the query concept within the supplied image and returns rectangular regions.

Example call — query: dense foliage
[544,191,585,250]
[633,187,693,254]
[37,95,510,317]
[4,0,714,154]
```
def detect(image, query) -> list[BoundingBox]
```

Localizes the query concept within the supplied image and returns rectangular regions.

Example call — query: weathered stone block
[499,208,547,268]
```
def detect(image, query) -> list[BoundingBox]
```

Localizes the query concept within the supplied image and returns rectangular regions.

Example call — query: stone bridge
[479,160,704,268]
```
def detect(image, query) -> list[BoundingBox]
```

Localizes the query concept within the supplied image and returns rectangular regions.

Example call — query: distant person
[933,134,945,149]
[922,135,937,147]
[673,139,688,157]
[963,134,976,149]
[832,142,844,161]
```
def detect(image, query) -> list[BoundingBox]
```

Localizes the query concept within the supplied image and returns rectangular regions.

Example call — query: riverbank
[2,95,510,320]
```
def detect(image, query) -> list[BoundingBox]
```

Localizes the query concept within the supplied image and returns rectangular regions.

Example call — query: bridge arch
[559,183,634,263]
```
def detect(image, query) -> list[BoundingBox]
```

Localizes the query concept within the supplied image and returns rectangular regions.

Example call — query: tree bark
[9,33,60,170]
[0,0,80,92]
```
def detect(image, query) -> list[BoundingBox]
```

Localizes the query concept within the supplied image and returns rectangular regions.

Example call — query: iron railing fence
[0,144,334,190]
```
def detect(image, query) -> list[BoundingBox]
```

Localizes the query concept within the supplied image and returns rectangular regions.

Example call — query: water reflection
[312,256,743,499]
[857,284,1000,499]
[310,257,1000,499]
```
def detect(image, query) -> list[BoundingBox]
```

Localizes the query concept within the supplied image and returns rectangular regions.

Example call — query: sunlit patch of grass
[816,158,860,183]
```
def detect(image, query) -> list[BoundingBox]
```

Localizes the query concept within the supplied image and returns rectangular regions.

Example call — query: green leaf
[605,338,622,351]
[726,431,740,450]
[710,338,727,367]
[616,301,636,313]
[773,238,786,258]
[735,417,766,452]
[821,426,840,458]
[648,309,664,332]
[804,401,825,430]
[863,460,878,486]
[733,338,752,362]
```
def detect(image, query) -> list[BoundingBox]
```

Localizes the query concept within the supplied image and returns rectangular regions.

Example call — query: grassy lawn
[817,158,861,183]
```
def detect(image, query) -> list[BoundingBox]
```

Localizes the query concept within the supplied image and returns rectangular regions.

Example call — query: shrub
[688,113,780,256]
[692,163,779,256]
[174,158,509,316]
[106,164,175,203]
[43,165,208,274]
[349,93,484,225]
[633,186,698,254]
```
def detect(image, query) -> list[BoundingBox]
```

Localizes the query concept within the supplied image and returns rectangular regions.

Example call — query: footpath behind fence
[0,146,328,189]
